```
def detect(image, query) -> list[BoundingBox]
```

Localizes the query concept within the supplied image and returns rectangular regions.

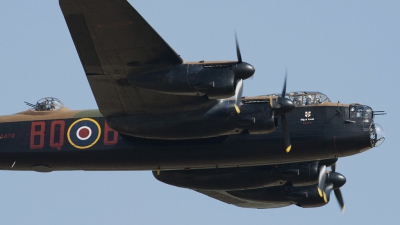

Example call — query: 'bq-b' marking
[30,119,118,150]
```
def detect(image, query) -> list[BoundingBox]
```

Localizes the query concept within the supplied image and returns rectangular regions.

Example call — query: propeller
[269,71,295,153]
[235,32,242,63]
[233,32,255,80]
[232,32,255,114]
[333,189,345,213]
[317,165,327,201]
[317,162,346,213]
[234,79,243,114]
[331,162,337,173]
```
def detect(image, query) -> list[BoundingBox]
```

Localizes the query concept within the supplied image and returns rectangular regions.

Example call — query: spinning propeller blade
[317,165,327,199]
[269,71,294,153]
[332,162,337,173]
[232,32,255,114]
[334,189,345,213]
[234,79,244,114]
[281,69,287,97]
[280,71,291,152]
[235,31,242,63]
[281,115,291,153]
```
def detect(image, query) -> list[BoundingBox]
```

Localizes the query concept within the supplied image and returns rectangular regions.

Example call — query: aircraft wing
[60,0,210,116]
[195,190,291,209]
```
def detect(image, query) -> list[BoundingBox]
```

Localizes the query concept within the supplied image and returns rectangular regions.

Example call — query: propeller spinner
[317,163,346,213]
[233,33,255,114]
[269,71,295,153]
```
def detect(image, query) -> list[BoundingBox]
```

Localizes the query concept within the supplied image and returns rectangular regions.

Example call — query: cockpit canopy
[266,91,331,106]
[25,97,64,111]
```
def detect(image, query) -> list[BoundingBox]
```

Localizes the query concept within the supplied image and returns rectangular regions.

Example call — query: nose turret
[371,123,385,147]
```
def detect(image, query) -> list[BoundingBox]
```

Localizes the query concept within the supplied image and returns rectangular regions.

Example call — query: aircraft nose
[371,123,385,147]
[233,62,255,80]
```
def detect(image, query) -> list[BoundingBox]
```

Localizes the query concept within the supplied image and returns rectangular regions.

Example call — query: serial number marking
[0,133,15,139]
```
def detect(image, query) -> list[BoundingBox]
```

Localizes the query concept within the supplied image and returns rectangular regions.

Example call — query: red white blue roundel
[67,118,101,149]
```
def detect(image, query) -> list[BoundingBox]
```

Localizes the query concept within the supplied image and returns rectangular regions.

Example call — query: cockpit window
[265,91,331,106]
[350,106,362,118]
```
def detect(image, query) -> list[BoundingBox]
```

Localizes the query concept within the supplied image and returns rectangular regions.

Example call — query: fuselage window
[363,107,373,119]
[350,106,362,118]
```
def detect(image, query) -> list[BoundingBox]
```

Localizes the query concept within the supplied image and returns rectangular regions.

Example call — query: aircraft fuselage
[0,102,374,172]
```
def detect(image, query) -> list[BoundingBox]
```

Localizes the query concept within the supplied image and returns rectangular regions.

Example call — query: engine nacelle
[153,162,319,190]
[287,186,328,208]
[227,184,328,208]
[106,99,276,139]
[128,64,236,99]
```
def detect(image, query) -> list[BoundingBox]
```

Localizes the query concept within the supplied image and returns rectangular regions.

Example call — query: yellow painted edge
[234,104,240,114]
[317,187,323,197]
[269,96,273,108]
[323,192,328,203]
[286,145,292,153]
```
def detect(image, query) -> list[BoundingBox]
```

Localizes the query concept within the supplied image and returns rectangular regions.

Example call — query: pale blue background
[0,0,398,224]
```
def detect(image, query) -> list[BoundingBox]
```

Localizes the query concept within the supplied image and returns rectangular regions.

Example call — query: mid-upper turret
[24,97,64,111]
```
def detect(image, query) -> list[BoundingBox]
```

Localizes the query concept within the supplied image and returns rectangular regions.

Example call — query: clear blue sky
[0,0,398,224]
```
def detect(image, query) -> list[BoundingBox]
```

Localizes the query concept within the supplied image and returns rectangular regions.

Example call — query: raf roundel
[77,126,92,140]
[67,118,101,149]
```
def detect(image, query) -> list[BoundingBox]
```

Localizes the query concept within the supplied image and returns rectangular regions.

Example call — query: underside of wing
[196,190,291,209]
[60,0,209,116]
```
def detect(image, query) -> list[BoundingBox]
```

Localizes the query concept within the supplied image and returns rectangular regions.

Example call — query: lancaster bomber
[0,0,385,211]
